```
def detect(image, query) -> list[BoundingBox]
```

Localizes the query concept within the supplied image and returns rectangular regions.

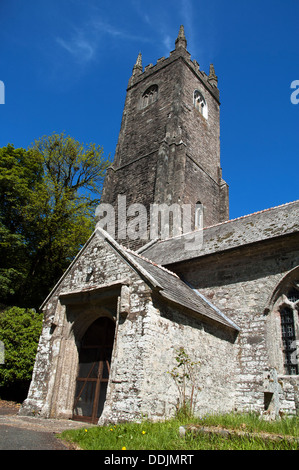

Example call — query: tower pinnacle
[175,25,187,50]
[132,52,143,76]
[208,64,218,87]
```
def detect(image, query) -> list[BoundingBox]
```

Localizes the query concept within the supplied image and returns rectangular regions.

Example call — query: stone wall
[21,230,238,423]
[171,234,299,415]
[140,298,236,420]
[101,295,237,424]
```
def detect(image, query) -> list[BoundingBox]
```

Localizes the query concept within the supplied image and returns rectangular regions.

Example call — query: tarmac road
[0,402,89,450]
[0,424,70,450]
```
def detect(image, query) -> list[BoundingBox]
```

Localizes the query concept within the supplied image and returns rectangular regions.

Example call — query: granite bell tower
[100,26,229,248]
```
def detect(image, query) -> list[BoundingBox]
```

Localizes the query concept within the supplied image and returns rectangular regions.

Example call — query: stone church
[20,26,299,424]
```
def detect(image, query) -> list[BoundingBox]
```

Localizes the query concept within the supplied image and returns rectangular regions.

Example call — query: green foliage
[168,347,201,418]
[0,144,42,301]
[61,418,190,451]
[0,306,43,389]
[0,133,111,308]
[59,414,299,450]
[200,411,299,437]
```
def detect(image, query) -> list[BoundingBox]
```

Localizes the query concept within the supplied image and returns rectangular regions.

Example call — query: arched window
[195,201,203,230]
[142,85,158,108]
[265,271,299,376]
[194,90,208,119]
[279,287,299,375]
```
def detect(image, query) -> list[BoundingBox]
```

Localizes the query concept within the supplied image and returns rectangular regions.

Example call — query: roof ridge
[101,234,239,329]
[152,199,299,245]
[203,199,299,231]
[125,246,179,278]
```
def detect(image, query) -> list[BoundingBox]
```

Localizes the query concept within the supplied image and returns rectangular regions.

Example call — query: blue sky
[0,0,298,220]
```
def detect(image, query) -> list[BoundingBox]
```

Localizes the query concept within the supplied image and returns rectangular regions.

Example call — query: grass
[59,412,299,450]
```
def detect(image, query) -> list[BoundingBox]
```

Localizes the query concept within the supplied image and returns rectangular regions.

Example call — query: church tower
[100,26,229,248]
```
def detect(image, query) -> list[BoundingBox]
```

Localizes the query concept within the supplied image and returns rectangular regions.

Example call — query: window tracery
[266,271,299,376]
[279,286,299,375]
[142,85,158,108]
[271,280,299,375]
[194,90,208,119]
[280,307,298,375]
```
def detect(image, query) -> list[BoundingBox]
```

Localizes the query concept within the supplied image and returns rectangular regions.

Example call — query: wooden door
[73,317,115,424]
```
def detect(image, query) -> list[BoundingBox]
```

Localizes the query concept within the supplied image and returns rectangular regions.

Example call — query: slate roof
[103,230,239,331]
[139,200,299,266]
[40,226,239,331]
[127,250,240,331]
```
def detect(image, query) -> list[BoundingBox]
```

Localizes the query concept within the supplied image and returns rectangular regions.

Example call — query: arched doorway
[73,316,115,424]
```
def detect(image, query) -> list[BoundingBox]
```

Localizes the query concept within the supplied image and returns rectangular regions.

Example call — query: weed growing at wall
[168,347,201,418]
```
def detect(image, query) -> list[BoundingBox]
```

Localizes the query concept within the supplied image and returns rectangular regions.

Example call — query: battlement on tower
[128,26,219,102]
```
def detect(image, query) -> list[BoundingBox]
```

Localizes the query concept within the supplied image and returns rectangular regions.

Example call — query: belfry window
[142,85,158,108]
[194,90,208,119]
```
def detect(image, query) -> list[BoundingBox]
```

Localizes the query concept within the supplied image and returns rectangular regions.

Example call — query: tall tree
[0,144,43,301]
[0,133,111,308]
